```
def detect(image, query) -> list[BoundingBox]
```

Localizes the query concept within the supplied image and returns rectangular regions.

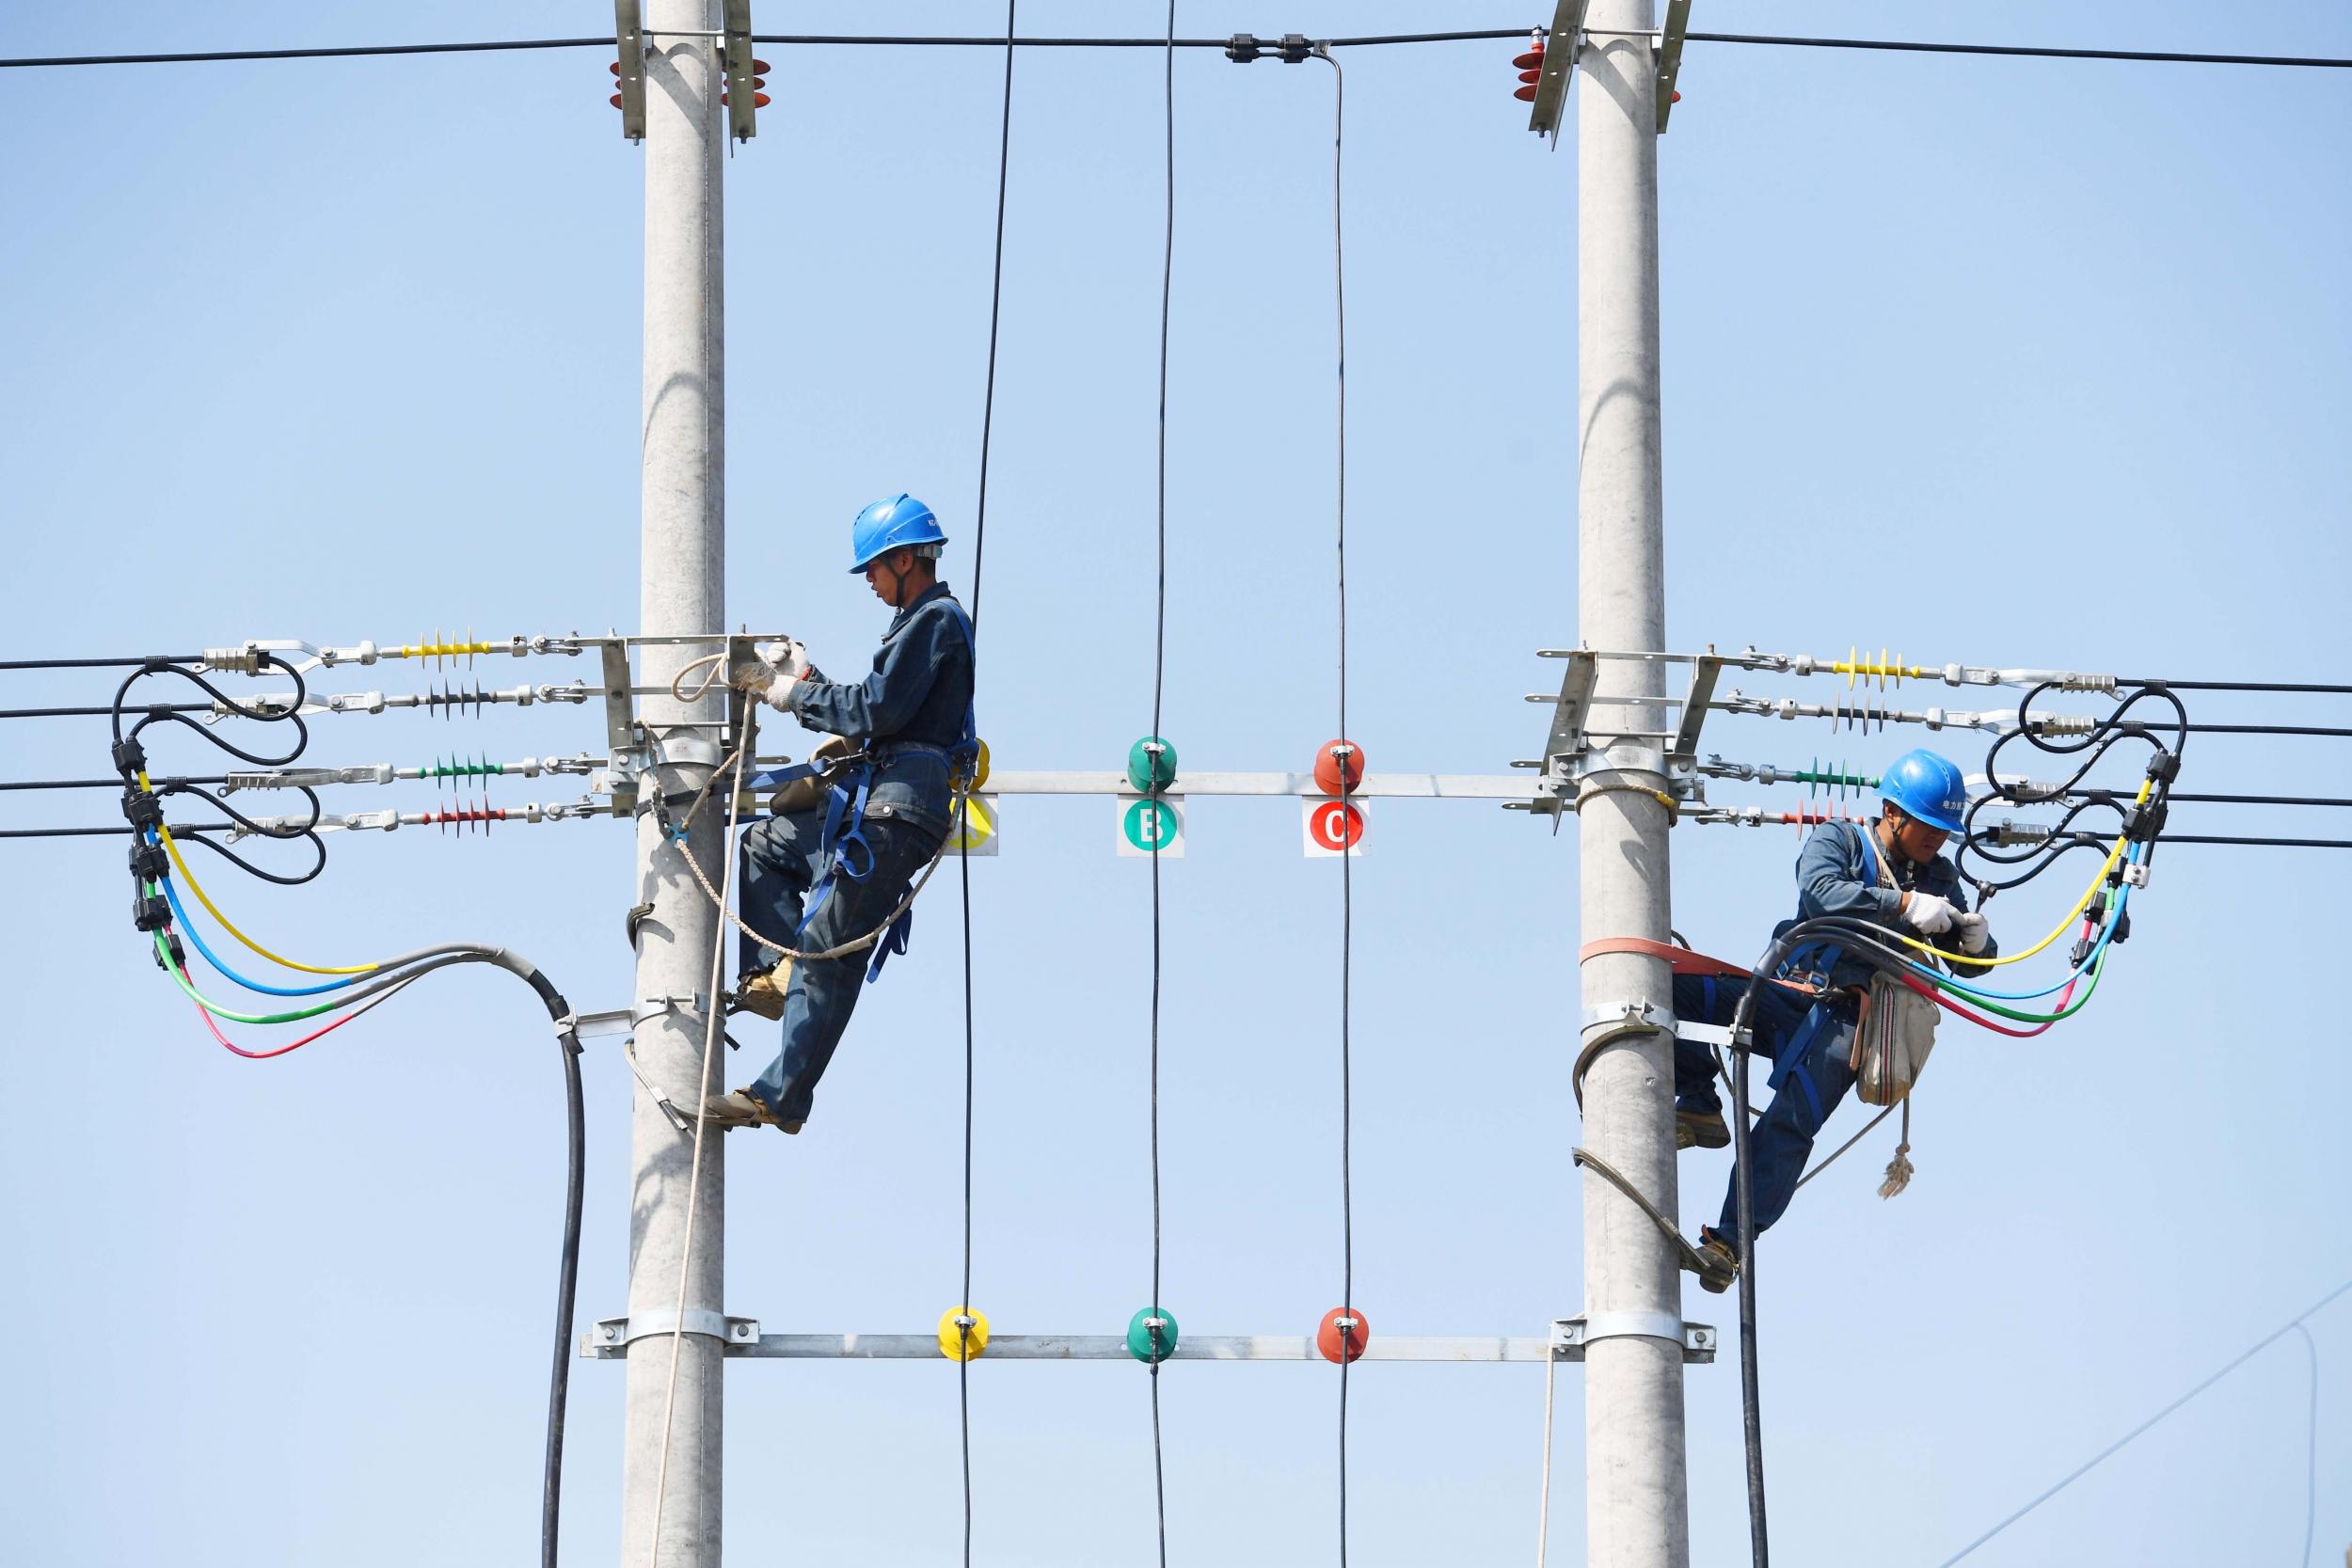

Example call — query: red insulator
[1513,84,1538,102]
[720,91,774,107]
[1512,48,1545,71]
[609,62,621,76]
[1317,1307,1370,1364]
[1518,68,1542,85]
[751,58,771,72]
[610,92,624,109]
[1313,737,1365,796]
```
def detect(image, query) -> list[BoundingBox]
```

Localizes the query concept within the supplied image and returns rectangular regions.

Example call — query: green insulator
[1126,1306,1180,1364]
[1126,736,1178,796]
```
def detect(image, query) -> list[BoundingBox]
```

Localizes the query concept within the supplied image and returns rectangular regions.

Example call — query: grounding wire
[1145,3,1173,1561]
[954,5,1015,1560]
[10,31,2352,69]
[1933,1276,2352,1567]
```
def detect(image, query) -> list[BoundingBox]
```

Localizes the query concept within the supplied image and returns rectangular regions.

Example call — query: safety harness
[752,594,979,985]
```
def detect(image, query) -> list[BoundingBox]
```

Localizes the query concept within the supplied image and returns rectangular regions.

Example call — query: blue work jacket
[1775,817,1996,991]
[778,583,976,840]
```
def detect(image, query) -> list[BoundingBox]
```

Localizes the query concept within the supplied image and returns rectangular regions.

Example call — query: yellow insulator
[959,737,991,792]
[938,1306,991,1362]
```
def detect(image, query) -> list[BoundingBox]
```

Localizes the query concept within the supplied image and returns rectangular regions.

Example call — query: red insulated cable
[1899,919,2093,1039]
[188,975,418,1059]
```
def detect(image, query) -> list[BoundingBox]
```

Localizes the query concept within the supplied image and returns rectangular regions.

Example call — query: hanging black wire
[1310,43,1356,1568]
[0,653,204,670]
[955,5,1015,1561]
[1144,6,1175,1563]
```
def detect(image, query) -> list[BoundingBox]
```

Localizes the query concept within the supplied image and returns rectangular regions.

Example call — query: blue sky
[2,3,2346,1564]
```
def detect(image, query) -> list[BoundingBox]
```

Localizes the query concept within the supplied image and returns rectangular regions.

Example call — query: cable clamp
[582,1310,760,1357]
[1550,1315,1715,1363]
[2122,863,2152,889]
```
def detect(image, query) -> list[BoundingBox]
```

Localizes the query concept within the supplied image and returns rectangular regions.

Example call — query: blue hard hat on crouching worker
[847,493,948,573]
[1879,747,1967,834]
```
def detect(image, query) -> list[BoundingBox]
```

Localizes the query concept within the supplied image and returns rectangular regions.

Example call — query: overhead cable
[1933,1276,2351,1566]
[8,29,2350,71]
[956,6,1016,1562]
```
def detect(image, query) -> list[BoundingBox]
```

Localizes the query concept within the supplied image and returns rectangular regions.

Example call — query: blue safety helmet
[847,493,947,573]
[1879,748,1967,834]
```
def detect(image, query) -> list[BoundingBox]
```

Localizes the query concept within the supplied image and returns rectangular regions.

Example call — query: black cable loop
[163,779,325,840]
[111,656,310,767]
[165,818,329,886]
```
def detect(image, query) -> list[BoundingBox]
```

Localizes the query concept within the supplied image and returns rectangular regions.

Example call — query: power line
[1935,1276,2351,1567]
[956,7,1014,1560]
[8,29,2351,71]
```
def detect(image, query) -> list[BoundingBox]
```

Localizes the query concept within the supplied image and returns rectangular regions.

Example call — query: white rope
[667,728,969,966]
[644,712,750,1567]
[1535,1334,1557,1567]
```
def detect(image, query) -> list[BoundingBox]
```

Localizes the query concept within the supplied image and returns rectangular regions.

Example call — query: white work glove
[1899,890,1958,935]
[743,639,812,711]
[1952,911,1991,956]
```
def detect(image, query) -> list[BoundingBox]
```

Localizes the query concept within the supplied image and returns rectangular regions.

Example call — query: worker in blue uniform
[704,494,977,1134]
[1670,748,1994,1291]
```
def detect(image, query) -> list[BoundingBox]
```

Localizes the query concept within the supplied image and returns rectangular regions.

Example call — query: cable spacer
[1126,1306,1181,1364]
[1317,1306,1370,1364]
[939,1306,991,1362]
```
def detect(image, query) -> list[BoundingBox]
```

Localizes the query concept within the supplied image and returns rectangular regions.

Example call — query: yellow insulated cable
[1891,778,2152,970]
[141,772,377,975]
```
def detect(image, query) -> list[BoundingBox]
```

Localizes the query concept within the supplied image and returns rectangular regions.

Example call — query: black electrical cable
[0,654,204,670]
[2121,678,2352,693]
[0,775,229,791]
[9,29,2352,70]
[1310,43,1356,1568]
[1932,1277,2352,1567]
[0,702,215,720]
[113,658,310,768]
[2184,722,2352,737]
[1678,32,2352,68]
[955,7,1014,1562]
[0,822,230,839]
[1146,7,1173,1563]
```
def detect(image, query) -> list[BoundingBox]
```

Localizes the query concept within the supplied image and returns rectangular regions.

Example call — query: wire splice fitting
[1225,31,1312,63]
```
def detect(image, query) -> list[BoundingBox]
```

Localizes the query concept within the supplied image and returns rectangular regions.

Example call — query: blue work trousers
[1667,974,1860,1259]
[736,804,944,1125]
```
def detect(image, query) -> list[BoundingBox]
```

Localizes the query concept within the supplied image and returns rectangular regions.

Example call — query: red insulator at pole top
[1512,27,1544,101]
[1317,1306,1370,1364]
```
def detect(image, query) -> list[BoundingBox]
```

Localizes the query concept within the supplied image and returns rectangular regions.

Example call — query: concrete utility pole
[622,4,727,1564]
[1573,3,1689,1566]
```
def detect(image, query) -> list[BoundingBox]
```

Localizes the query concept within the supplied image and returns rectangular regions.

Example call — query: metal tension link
[583,1310,761,1357]
[1551,1314,1715,1363]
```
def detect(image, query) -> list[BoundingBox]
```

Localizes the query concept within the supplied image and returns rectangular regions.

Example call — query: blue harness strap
[1769,1003,1831,1127]
[793,765,876,943]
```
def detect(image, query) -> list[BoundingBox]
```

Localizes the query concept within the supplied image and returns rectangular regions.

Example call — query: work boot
[702,1090,805,1134]
[1676,1106,1730,1151]
[1689,1226,1740,1294]
[730,959,792,1021]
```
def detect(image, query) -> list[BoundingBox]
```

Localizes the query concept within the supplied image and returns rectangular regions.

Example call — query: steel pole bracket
[613,0,647,141]
[584,1310,760,1358]
[1580,999,1674,1047]
[1552,1314,1715,1363]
